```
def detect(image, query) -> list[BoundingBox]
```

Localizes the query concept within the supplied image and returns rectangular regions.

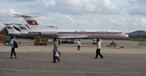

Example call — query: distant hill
[127,30,146,39]
[127,30,146,35]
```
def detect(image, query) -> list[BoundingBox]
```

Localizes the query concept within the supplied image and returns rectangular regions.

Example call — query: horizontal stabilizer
[14,14,39,25]
[14,14,38,18]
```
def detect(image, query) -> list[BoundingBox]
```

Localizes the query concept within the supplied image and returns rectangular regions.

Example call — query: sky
[0,0,146,33]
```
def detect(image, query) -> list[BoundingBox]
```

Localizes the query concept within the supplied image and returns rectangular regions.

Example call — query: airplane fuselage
[56,30,128,39]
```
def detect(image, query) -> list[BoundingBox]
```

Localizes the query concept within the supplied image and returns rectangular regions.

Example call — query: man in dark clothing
[52,38,59,63]
[95,39,103,59]
[9,37,17,58]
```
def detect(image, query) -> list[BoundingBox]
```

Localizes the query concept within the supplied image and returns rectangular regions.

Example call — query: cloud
[39,0,120,15]
[128,8,146,16]
[0,9,7,15]
[0,0,36,2]
[122,0,146,16]
[135,0,146,5]
[42,0,56,6]
[65,0,84,7]
[0,0,146,32]
[101,0,119,13]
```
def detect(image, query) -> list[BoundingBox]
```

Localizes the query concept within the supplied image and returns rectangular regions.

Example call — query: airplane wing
[58,35,88,39]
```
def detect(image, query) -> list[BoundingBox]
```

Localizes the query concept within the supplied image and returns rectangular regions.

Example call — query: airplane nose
[125,34,129,38]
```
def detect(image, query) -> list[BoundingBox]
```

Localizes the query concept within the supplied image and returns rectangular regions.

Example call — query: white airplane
[6,14,128,39]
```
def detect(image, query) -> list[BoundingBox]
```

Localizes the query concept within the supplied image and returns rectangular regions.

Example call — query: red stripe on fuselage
[58,32,122,34]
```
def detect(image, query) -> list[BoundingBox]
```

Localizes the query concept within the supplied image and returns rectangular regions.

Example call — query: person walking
[9,36,18,59]
[95,39,103,59]
[52,38,59,63]
[77,39,81,51]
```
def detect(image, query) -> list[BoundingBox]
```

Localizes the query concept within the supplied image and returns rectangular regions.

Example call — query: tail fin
[14,14,39,26]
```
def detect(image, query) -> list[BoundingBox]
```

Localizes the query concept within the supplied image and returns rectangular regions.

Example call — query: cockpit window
[13,26,21,31]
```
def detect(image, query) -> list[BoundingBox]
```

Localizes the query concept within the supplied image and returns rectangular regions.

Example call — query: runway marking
[0,68,145,74]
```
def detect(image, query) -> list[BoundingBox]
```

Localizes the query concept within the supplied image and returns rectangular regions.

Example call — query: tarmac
[0,39,146,76]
